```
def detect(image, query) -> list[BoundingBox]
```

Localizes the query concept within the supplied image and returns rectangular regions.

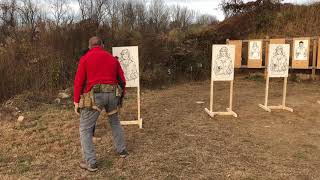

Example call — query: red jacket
[73,46,126,103]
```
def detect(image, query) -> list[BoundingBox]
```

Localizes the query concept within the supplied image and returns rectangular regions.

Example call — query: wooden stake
[137,86,142,128]
[264,37,270,78]
[265,77,270,106]
[282,77,287,106]
[210,80,214,112]
[312,39,317,80]
[229,80,234,110]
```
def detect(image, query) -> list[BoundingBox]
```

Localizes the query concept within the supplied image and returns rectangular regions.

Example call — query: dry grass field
[0,75,320,179]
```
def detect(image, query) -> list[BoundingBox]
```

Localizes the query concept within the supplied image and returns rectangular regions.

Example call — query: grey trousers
[79,92,126,166]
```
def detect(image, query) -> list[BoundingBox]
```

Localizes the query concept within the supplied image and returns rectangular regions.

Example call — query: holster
[78,89,101,112]
[92,84,122,97]
[78,84,122,111]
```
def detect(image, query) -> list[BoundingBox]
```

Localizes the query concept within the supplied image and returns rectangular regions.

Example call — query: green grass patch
[16,155,33,174]
[100,159,113,169]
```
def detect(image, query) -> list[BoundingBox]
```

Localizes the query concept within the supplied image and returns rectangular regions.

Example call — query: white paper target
[212,45,235,81]
[249,40,262,60]
[268,44,290,78]
[293,39,309,61]
[112,46,139,87]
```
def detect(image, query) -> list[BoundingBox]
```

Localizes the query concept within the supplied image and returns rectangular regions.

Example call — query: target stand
[205,80,238,118]
[259,76,293,112]
[120,86,143,129]
[113,46,143,129]
[205,44,238,118]
[317,101,320,104]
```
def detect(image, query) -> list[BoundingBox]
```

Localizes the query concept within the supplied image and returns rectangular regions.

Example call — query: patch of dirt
[0,75,320,179]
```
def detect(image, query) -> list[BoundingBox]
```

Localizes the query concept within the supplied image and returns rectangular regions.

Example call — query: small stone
[58,92,70,99]
[17,116,24,122]
[196,101,205,104]
[54,98,61,104]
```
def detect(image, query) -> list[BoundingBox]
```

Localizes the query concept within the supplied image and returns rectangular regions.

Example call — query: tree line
[0,0,218,102]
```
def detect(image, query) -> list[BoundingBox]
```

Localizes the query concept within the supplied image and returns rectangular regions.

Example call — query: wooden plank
[137,86,143,128]
[121,120,140,125]
[264,77,270,106]
[312,39,317,79]
[248,40,263,68]
[268,105,293,112]
[228,40,242,68]
[258,104,271,112]
[270,39,286,44]
[229,80,234,110]
[292,37,310,69]
[205,108,237,118]
[282,77,288,107]
[318,38,320,69]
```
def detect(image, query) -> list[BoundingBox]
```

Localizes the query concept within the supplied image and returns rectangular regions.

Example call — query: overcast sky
[68,0,313,21]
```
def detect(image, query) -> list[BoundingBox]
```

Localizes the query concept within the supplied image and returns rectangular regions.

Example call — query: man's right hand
[119,95,124,108]
[74,102,80,116]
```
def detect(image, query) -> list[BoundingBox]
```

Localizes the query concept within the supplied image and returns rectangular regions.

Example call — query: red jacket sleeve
[117,60,126,93]
[73,57,87,103]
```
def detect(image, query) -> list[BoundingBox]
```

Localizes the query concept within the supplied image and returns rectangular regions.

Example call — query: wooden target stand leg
[317,101,320,104]
[120,86,143,129]
[205,80,238,118]
[258,77,293,112]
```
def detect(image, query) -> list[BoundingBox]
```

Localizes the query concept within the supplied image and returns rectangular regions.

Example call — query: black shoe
[80,162,98,172]
[119,149,129,158]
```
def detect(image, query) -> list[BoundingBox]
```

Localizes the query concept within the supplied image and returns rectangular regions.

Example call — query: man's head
[89,36,104,49]
[299,41,304,48]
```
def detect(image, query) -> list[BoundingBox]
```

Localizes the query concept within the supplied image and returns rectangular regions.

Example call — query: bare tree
[135,1,147,31]
[196,14,218,25]
[220,0,283,18]
[105,0,120,40]
[18,0,40,39]
[49,0,72,26]
[119,1,136,31]
[148,0,170,32]
[0,0,17,28]
[77,0,108,25]
[170,5,195,29]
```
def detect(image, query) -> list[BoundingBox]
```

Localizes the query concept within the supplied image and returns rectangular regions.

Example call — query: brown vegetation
[0,0,217,102]
[1,0,319,102]
[0,76,320,179]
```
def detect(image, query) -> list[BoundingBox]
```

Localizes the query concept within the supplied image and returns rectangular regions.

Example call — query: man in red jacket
[74,36,128,172]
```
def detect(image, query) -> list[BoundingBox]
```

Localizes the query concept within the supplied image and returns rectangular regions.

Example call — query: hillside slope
[194,2,320,42]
